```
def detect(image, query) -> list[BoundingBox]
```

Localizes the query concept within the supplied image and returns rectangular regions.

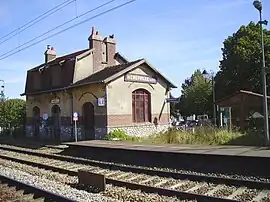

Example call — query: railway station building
[21,27,176,141]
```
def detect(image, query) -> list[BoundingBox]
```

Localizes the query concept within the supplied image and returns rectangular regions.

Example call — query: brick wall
[92,40,103,73]
[107,113,169,127]
[106,42,116,66]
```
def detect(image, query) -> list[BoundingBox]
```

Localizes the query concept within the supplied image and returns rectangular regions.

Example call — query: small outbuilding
[216,90,270,130]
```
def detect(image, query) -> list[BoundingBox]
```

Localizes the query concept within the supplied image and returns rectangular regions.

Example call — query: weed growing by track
[105,127,266,146]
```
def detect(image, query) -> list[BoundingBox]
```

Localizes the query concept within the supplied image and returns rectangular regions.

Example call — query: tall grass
[105,126,266,146]
[142,126,244,145]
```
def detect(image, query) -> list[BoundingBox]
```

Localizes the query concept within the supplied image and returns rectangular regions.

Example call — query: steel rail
[0,145,269,190]
[0,154,239,202]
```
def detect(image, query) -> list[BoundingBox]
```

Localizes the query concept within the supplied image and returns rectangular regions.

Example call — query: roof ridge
[106,58,143,68]
[54,48,89,60]
[28,48,89,72]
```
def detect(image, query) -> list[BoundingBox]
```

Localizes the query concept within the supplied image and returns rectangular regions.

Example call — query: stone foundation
[107,124,169,137]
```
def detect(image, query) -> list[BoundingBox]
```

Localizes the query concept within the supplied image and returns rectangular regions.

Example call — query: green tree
[215,21,270,100]
[0,99,26,133]
[179,70,212,116]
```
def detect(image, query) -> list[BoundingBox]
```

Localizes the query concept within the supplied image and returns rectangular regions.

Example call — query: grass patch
[105,126,266,146]
[141,127,245,145]
[104,129,139,141]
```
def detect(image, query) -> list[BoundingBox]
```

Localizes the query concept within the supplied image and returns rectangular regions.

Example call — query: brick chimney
[44,45,56,63]
[88,27,103,73]
[104,34,116,66]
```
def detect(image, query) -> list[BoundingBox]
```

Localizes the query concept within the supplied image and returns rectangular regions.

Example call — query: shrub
[104,129,132,141]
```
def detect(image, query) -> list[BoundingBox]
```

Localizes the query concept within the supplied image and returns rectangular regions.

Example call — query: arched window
[132,89,151,123]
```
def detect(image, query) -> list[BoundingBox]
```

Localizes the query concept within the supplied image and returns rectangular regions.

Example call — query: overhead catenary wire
[0,0,136,61]
[0,0,116,59]
[0,0,75,45]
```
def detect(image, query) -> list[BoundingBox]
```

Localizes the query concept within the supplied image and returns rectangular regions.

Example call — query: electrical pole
[253,0,270,146]
[0,80,4,134]
[0,80,4,101]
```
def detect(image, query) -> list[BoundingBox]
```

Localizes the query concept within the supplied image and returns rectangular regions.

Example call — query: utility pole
[202,70,216,126]
[253,0,270,146]
[0,80,4,101]
[0,80,4,134]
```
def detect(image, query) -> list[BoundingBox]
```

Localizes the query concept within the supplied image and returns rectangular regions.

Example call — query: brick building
[21,27,176,141]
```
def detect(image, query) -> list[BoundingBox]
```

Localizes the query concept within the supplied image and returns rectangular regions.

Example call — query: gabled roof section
[216,90,270,107]
[73,58,177,88]
[72,59,142,86]
[114,52,129,63]
[103,59,177,88]
[29,48,90,72]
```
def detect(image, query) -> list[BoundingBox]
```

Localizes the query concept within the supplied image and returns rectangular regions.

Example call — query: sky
[0,0,269,99]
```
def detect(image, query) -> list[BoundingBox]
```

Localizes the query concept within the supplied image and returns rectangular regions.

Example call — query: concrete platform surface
[65,140,270,158]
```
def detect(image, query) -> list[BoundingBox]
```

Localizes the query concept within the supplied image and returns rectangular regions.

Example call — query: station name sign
[124,74,157,84]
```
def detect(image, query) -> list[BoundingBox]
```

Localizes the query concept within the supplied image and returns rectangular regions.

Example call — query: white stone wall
[107,124,169,137]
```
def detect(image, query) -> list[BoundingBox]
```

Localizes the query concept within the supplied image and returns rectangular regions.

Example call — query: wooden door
[51,105,61,142]
[32,107,40,137]
[82,102,95,140]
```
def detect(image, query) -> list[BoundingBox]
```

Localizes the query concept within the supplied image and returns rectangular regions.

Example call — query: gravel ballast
[0,165,119,202]
[0,159,188,202]
[1,144,270,183]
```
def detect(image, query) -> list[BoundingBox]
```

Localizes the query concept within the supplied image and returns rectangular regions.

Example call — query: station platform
[65,140,270,158]
[64,140,270,177]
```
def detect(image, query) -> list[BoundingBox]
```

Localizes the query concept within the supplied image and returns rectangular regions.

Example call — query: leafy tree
[178,70,212,116]
[215,21,270,100]
[0,99,26,132]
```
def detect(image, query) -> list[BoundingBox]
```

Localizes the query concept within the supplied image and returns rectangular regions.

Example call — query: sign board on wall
[42,113,48,120]
[124,74,157,84]
[50,97,60,104]
[166,98,180,103]
[97,97,105,107]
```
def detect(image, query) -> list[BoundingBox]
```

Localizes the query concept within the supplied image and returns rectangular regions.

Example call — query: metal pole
[259,10,270,146]
[212,76,217,126]
[74,120,77,142]
[0,80,5,134]
[220,112,223,127]
[229,107,232,132]
[0,80,4,101]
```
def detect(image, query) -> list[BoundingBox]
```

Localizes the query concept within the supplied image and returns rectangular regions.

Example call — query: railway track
[0,173,75,202]
[0,146,269,201]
